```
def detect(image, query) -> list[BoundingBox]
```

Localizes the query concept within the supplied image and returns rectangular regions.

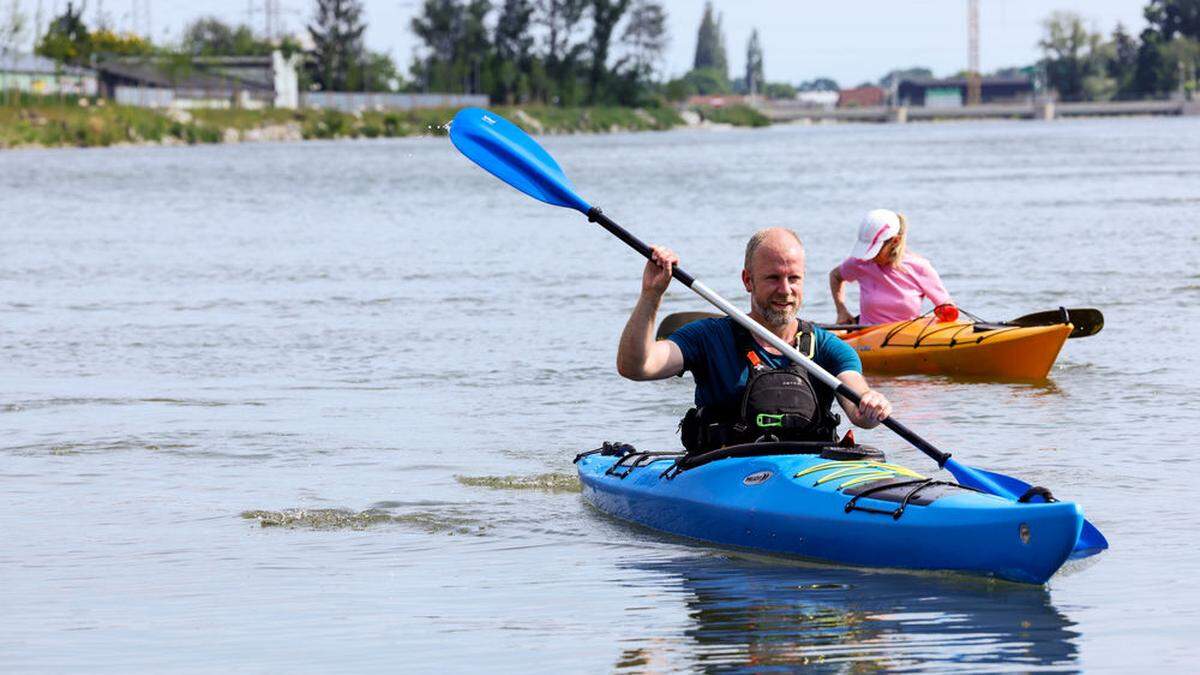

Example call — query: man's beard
[757,298,798,327]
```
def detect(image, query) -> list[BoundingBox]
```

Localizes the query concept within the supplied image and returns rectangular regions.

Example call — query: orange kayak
[832,315,1072,380]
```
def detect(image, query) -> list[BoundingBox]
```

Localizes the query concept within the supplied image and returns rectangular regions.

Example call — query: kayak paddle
[654,310,721,340]
[1009,307,1103,338]
[655,313,914,337]
[655,311,863,340]
[447,107,1107,557]
[657,312,883,338]
[657,308,1104,341]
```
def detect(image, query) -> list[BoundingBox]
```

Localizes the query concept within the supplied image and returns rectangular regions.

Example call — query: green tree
[620,0,667,81]
[587,0,630,102]
[878,67,932,89]
[1135,28,1176,94]
[308,0,367,91]
[1082,51,1119,100]
[1165,36,1200,95]
[90,28,154,57]
[763,81,794,99]
[712,11,728,78]
[1108,23,1140,96]
[36,2,89,65]
[675,66,729,95]
[347,50,402,91]
[1038,11,1102,100]
[495,0,534,61]
[411,0,493,94]
[798,77,839,91]
[1135,0,1200,96]
[534,0,587,103]
[692,2,718,70]
[182,17,236,54]
[1144,0,1200,40]
[182,17,272,56]
[460,0,492,93]
[744,28,763,96]
[536,0,586,65]
[685,1,728,94]
[411,0,459,91]
[492,0,534,102]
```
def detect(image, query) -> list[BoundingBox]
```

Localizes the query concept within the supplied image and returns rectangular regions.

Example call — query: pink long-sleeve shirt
[839,252,953,325]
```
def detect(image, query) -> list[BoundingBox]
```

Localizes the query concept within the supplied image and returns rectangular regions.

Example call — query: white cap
[850,209,901,260]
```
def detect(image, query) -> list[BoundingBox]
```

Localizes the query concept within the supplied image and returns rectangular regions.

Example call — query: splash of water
[455,472,581,494]
[240,508,490,535]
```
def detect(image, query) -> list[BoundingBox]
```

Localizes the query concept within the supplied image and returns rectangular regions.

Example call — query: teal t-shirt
[667,317,861,408]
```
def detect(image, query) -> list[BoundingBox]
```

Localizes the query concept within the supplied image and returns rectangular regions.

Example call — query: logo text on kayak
[743,471,773,486]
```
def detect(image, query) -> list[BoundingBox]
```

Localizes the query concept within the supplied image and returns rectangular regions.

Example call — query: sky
[17,0,1150,86]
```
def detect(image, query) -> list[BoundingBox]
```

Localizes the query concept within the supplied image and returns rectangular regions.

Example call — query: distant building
[94,51,299,109]
[796,91,838,109]
[896,77,1034,107]
[194,52,301,109]
[837,86,885,108]
[686,94,749,107]
[0,51,97,96]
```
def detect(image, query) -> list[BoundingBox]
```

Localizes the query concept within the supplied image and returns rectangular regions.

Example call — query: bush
[693,104,770,127]
[681,68,732,96]
[381,113,404,136]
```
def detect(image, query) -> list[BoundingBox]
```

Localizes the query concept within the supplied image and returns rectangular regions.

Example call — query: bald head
[744,227,804,273]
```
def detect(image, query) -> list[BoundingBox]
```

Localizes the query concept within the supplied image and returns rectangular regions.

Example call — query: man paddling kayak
[617,227,892,453]
[829,209,956,326]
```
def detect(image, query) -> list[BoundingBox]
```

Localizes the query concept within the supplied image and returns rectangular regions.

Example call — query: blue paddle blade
[944,458,1109,557]
[449,108,592,214]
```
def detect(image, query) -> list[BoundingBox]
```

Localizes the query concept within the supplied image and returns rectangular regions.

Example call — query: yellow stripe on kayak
[794,460,926,490]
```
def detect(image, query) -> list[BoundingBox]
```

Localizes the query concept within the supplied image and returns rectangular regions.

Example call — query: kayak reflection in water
[618,556,1079,671]
[829,209,957,326]
[616,227,892,453]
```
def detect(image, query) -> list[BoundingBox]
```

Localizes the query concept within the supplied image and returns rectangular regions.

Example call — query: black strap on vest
[732,319,816,364]
[678,319,839,453]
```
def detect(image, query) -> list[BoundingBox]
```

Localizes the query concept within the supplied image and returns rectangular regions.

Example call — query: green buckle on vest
[756,413,784,428]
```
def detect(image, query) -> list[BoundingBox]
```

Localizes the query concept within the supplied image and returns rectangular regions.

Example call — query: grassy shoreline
[0,99,768,150]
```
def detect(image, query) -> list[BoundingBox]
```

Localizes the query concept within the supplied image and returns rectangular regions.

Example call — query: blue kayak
[576,442,1084,585]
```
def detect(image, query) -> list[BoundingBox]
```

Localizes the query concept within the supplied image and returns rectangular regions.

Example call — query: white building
[0,51,98,96]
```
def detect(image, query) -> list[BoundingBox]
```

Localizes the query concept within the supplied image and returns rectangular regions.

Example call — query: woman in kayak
[829,209,956,326]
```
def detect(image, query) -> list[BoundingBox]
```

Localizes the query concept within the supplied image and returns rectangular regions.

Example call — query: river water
[3,116,1199,671]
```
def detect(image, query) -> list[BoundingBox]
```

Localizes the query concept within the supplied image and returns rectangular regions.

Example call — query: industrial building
[896,77,1035,108]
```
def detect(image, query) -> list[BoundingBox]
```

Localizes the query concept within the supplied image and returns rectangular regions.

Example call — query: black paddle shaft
[588,208,696,286]
[586,207,953,468]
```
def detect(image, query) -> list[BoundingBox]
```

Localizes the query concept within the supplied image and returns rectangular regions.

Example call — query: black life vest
[679,319,841,453]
